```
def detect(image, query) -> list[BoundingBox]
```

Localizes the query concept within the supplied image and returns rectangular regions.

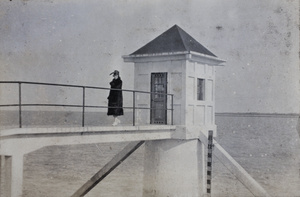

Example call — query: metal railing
[0,81,174,128]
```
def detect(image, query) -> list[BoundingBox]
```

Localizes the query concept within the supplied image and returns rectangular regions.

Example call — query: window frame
[197,78,205,101]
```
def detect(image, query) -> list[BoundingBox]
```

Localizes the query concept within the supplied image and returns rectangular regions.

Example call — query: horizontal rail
[0,104,173,111]
[0,81,174,127]
[0,81,173,96]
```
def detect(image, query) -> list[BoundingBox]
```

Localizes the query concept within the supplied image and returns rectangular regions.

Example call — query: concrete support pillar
[11,155,24,197]
[143,139,205,197]
[0,155,24,197]
[1,155,12,197]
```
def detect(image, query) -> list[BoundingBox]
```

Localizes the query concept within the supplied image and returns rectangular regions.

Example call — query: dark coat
[107,77,123,116]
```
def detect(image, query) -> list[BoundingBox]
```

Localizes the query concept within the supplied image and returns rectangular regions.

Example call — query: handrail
[0,81,173,96]
[0,81,174,128]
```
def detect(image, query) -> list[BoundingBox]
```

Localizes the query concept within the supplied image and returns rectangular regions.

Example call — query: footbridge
[0,125,177,155]
[0,81,270,197]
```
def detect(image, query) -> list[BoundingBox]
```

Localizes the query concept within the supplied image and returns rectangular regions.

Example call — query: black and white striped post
[207,130,214,196]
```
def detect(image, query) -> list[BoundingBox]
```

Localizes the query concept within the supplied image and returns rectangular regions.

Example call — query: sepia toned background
[0,0,299,196]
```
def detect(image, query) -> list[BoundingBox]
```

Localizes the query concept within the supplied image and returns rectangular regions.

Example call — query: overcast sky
[0,0,299,113]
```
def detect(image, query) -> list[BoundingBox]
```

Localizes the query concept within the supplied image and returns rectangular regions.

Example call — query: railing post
[171,95,174,125]
[164,92,167,125]
[82,87,85,127]
[133,91,135,126]
[18,82,22,128]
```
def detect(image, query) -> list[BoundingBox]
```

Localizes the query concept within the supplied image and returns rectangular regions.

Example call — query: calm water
[1,111,300,196]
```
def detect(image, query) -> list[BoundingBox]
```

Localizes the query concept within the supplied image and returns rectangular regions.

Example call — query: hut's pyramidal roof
[131,25,216,57]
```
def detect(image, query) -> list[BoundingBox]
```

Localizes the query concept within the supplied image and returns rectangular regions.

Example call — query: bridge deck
[0,125,177,155]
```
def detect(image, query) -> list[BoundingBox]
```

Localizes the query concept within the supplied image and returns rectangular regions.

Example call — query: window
[197,78,205,100]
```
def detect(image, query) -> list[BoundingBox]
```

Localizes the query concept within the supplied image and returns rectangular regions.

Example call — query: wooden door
[151,73,167,124]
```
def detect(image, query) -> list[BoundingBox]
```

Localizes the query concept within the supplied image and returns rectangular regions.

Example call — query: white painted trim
[123,51,226,66]
[190,51,226,64]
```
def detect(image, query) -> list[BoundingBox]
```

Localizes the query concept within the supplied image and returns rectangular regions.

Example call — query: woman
[107,70,123,126]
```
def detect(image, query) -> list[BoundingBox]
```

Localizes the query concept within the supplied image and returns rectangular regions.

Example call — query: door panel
[151,73,167,124]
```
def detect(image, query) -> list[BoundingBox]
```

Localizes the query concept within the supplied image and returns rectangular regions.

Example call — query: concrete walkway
[0,125,176,155]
